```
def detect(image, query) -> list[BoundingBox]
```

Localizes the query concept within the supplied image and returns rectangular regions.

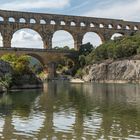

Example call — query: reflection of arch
[111,33,123,40]
[27,53,45,66]
[52,30,74,49]
[82,32,103,47]
[11,28,43,49]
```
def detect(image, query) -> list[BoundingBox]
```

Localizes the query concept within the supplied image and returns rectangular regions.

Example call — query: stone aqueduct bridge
[0,9,139,50]
[0,9,140,76]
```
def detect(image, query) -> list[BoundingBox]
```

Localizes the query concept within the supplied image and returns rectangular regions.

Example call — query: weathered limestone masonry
[0,9,139,50]
[0,47,78,78]
[0,9,140,77]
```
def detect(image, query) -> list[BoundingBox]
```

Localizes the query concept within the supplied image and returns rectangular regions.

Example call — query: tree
[79,42,94,56]
[79,55,86,67]
[0,74,12,92]
[63,46,70,50]
[1,54,31,75]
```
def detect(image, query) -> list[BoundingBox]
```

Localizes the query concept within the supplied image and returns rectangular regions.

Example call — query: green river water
[0,82,140,140]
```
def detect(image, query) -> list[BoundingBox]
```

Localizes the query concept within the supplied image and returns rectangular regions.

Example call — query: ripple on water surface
[0,83,140,139]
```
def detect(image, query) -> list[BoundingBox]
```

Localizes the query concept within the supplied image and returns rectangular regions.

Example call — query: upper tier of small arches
[0,15,139,31]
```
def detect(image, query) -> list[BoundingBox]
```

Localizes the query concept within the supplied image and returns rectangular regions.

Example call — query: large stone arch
[52,30,75,49]
[82,32,103,47]
[26,53,45,66]
[11,28,44,49]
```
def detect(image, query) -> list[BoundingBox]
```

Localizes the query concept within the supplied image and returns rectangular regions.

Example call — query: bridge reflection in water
[0,82,140,139]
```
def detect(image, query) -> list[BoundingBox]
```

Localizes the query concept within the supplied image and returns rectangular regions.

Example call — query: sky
[0,0,140,48]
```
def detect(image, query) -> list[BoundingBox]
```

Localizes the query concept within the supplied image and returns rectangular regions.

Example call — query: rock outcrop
[0,60,42,91]
[0,60,13,76]
[83,60,140,83]
[0,60,13,92]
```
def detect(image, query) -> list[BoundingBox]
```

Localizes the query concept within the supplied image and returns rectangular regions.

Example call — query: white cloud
[52,31,74,48]
[84,0,140,21]
[11,29,43,48]
[0,0,70,10]
[83,32,102,47]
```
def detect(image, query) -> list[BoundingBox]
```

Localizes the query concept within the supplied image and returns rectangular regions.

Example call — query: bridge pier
[43,33,53,49]
[2,33,12,48]
[74,34,83,50]
[47,62,57,79]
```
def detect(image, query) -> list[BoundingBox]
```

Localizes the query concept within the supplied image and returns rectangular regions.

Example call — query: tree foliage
[79,42,95,56]
[85,33,140,63]
[1,54,31,75]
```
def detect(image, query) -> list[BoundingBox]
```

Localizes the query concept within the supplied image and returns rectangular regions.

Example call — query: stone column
[47,62,57,79]
[73,34,83,50]
[43,32,53,49]
[3,33,12,48]
[102,32,112,42]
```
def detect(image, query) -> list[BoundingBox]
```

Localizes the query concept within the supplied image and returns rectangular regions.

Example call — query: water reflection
[0,82,140,139]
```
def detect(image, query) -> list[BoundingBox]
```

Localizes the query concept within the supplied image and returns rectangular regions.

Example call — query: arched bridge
[0,47,78,65]
[0,9,139,50]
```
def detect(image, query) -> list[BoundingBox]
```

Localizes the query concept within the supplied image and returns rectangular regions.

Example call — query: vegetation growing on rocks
[75,33,140,78]
[85,33,140,64]
[0,54,42,90]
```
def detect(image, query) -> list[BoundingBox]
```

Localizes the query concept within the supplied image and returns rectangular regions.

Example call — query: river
[0,82,140,139]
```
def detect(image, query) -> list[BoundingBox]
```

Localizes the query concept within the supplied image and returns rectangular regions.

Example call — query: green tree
[79,55,86,67]
[79,42,94,56]
[1,54,31,75]
[0,74,12,91]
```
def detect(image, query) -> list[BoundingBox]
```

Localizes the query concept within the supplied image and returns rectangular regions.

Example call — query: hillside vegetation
[76,33,140,77]
[81,33,140,65]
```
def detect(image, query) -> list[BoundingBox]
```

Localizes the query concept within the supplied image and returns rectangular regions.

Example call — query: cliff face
[83,60,140,83]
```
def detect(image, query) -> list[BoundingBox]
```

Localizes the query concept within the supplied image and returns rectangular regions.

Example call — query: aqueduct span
[0,9,139,75]
[0,9,139,50]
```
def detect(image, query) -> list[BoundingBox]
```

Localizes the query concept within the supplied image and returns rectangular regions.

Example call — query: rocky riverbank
[0,60,43,92]
[0,60,13,92]
[83,59,140,83]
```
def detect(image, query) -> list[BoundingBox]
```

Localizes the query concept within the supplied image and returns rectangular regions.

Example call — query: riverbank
[83,58,140,83]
